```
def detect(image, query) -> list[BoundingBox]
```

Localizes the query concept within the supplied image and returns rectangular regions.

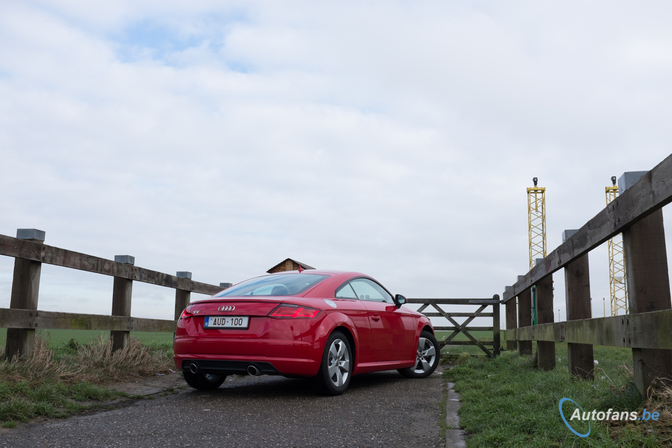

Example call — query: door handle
[371,314,381,322]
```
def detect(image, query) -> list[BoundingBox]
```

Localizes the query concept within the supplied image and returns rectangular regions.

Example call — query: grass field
[447,343,671,447]
[0,328,174,349]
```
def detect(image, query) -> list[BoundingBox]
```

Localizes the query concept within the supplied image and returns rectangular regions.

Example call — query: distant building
[267,258,315,273]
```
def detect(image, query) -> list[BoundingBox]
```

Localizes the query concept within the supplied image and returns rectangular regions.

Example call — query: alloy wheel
[327,338,350,387]
[413,337,437,374]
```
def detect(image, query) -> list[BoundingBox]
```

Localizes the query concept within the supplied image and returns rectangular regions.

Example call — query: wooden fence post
[518,287,533,355]
[111,255,134,351]
[505,280,522,352]
[623,207,672,395]
[505,296,517,351]
[492,294,501,356]
[563,229,594,379]
[174,271,192,320]
[5,229,45,360]
[536,274,555,370]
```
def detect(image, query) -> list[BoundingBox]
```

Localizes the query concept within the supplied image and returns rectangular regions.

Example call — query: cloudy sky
[1,0,671,325]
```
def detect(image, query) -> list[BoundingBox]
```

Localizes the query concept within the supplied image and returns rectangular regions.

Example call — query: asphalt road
[0,369,445,448]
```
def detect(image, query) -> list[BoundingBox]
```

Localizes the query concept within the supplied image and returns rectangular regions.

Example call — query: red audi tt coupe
[173,270,440,395]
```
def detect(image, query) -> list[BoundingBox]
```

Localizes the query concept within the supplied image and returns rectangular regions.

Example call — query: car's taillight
[180,306,195,320]
[268,304,321,319]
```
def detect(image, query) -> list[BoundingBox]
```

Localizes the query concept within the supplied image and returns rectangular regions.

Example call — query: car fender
[314,311,362,358]
[414,314,434,340]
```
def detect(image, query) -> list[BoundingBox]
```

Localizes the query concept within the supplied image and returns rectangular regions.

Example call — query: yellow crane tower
[528,177,547,270]
[606,176,628,316]
[528,177,546,325]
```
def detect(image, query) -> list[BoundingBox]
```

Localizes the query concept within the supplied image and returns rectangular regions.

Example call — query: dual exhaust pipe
[188,362,260,376]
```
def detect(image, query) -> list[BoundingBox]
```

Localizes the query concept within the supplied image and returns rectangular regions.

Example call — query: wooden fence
[503,153,672,396]
[408,297,500,358]
[0,230,223,359]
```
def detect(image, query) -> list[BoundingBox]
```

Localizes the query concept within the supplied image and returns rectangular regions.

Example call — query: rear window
[215,274,329,297]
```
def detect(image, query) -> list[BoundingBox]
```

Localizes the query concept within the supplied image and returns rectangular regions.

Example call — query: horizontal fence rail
[0,309,177,333]
[504,309,672,349]
[0,230,224,359]
[407,297,500,358]
[0,234,221,295]
[503,153,672,397]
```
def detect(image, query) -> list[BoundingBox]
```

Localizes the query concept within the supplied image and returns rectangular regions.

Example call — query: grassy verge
[0,333,174,427]
[446,344,672,447]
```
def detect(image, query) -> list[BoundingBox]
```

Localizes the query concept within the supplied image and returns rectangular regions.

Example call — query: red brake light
[180,306,194,319]
[269,304,321,319]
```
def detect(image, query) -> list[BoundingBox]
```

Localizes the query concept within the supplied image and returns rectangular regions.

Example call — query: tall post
[174,271,192,320]
[492,294,501,356]
[623,209,672,394]
[5,229,45,360]
[517,287,533,355]
[505,295,517,351]
[563,229,594,379]
[536,274,555,370]
[111,255,134,351]
[620,171,672,396]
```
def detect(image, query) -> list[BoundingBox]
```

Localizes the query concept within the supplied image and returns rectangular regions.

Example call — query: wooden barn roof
[266,258,315,273]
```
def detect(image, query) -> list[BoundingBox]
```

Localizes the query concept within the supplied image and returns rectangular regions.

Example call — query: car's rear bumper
[173,336,322,377]
[174,353,320,377]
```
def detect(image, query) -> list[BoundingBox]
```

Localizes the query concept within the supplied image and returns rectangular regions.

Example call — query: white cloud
[1,0,671,328]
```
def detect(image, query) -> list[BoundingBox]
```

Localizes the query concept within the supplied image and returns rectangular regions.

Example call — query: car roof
[265,270,373,281]
[271,269,364,276]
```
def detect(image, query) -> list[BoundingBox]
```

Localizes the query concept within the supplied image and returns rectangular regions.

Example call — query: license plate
[204,316,249,329]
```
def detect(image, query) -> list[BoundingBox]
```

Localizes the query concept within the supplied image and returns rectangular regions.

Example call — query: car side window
[348,279,394,304]
[335,283,358,299]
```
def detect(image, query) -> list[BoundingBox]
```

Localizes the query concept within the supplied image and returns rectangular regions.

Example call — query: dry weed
[605,363,672,445]
[640,379,672,444]
[61,335,172,384]
[1,336,60,384]
[0,335,173,386]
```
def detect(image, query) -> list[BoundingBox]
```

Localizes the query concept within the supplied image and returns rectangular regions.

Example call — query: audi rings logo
[218,305,236,312]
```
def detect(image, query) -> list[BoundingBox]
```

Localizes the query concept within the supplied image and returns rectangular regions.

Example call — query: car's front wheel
[183,372,227,390]
[315,331,352,395]
[398,331,440,378]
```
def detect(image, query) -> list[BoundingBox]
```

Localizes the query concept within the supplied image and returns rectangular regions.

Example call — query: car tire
[183,372,227,390]
[398,331,440,378]
[315,331,352,396]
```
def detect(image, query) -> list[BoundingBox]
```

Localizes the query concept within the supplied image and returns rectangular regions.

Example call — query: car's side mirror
[394,294,407,308]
